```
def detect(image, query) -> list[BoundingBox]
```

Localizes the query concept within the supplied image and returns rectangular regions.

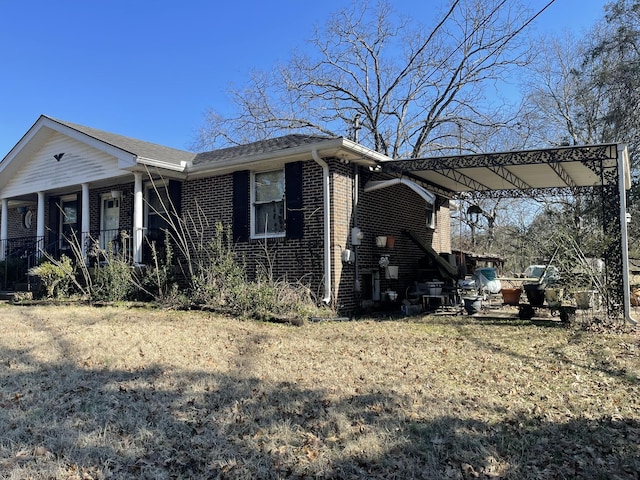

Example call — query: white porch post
[81,183,90,259]
[0,198,8,261]
[36,192,45,256]
[133,172,143,264]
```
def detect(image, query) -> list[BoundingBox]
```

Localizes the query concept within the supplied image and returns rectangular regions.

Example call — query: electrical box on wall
[351,227,364,246]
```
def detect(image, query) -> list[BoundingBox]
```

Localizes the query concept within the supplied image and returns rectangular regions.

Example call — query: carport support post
[601,145,630,320]
[618,145,637,324]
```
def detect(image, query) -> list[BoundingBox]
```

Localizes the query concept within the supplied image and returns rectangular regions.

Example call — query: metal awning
[380,143,630,198]
[380,143,636,323]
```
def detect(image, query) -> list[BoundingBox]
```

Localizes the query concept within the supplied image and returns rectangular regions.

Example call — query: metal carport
[381,143,635,323]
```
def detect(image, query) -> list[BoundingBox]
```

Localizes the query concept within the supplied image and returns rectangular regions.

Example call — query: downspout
[618,144,637,324]
[312,149,332,304]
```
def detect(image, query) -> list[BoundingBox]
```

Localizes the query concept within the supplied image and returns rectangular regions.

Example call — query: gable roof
[45,116,197,169]
[0,115,391,187]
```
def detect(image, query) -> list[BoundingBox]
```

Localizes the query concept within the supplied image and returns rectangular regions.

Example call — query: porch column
[81,183,90,258]
[36,192,45,255]
[0,198,7,261]
[133,172,143,264]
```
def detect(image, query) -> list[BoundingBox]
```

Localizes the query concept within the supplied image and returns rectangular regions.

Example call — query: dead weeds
[0,304,639,479]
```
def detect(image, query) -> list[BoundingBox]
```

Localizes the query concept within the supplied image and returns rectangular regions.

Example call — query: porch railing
[1,236,45,291]
[0,228,170,291]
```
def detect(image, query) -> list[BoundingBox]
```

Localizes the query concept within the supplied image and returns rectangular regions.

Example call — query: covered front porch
[0,176,178,291]
[0,115,190,292]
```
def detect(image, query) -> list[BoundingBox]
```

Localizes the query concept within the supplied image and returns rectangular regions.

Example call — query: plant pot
[463,296,482,314]
[544,287,564,308]
[501,287,522,306]
[575,290,594,309]
[375,236,387,247]
[385,266,399,279]
[523,283,545,307]
[386,235,396,248]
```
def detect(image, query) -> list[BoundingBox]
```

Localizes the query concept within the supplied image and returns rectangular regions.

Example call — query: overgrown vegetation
[26,190,323,323]
[1,305,638,479]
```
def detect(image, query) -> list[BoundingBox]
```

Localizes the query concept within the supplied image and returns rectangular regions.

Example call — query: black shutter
[232,170,250,242]
[285,161,304,239]
[49,197,59,253]
[168,180,182,218]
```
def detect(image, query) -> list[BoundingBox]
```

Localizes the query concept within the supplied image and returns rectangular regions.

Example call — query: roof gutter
[312,149,332,304]
[364,178,436,205]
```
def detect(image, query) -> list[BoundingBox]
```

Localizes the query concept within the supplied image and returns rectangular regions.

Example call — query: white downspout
[312,149,332,304]
[618,145,637,324]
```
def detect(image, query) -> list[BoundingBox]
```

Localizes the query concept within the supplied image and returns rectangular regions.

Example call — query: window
[59,195,78,251]
[251,169,285,238]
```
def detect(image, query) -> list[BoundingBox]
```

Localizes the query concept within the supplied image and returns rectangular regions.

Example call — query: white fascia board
[187,138,389,178]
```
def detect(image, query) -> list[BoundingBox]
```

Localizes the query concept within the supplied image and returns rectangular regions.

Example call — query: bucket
[375,236,387,247]
[385,266,399,279]
[386,235,396,248]
[501,287,522,306]
[463,296,482,314]
[575,290,594,309]
[544,288,563,308]
[524,283,545,306]
[426,281,443,296]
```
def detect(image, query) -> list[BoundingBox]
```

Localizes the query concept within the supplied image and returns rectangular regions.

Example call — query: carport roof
[381,143,630,198]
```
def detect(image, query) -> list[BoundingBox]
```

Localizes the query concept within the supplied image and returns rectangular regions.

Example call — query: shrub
[29,255,75,298]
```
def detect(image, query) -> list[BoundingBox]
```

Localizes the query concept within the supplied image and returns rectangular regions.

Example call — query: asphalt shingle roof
[192,134,337,167]
[48,116,197,166]
[47,116,340,170]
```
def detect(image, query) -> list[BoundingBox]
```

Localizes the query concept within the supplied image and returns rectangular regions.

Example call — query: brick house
[0,115,451,314]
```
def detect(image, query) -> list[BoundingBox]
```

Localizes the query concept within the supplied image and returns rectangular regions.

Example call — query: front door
[100,195,120,251]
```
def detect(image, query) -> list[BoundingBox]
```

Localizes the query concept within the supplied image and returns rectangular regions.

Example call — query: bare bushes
[28,191,323,322]
[185,221,321,323]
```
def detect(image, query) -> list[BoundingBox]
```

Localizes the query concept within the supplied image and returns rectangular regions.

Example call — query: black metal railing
[0,228,172,291]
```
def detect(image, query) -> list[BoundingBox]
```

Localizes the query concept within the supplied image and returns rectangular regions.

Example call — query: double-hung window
[251,169,285,238]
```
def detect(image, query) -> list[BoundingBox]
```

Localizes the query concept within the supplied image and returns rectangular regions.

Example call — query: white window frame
[250,169,286,239]
[59,194,78,250]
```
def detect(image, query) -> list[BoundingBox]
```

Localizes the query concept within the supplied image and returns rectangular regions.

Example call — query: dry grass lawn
[0,304,639,479]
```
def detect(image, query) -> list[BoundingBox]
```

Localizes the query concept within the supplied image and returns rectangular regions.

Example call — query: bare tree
[194,0,537,157]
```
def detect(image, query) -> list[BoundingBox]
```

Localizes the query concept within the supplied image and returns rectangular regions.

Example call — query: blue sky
[0,0,607,159]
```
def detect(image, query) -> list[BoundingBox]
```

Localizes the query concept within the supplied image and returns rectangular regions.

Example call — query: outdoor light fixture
[111,190,122,199]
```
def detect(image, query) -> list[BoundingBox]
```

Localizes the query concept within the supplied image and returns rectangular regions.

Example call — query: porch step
[0,291,17,301]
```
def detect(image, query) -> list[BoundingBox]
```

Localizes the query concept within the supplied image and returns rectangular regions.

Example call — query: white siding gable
[2,132,130,198]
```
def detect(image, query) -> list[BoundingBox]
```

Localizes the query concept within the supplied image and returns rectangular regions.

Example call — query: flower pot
[386,235,396,248]
[523,283,545,306]
[501,287,522,306]
[544,287,563,308]
[375,236,387,247]
[385,265,399,279]
[575,290,594,309]
[463,296,482,314]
